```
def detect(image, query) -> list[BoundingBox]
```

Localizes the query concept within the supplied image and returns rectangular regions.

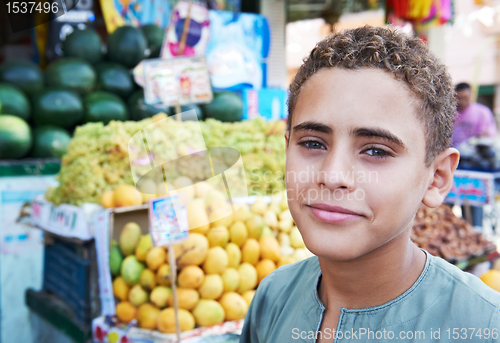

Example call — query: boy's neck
[317,231,427,311]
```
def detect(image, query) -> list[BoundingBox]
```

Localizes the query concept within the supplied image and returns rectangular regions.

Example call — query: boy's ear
[285,131,290,150]
[422,148,460,208]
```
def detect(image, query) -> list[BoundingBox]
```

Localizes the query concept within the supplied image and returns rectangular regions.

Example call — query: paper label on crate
[149,194,188,247]
[94,209,116,317]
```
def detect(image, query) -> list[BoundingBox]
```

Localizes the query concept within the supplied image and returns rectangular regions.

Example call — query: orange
[116,301,137,323]
[480,270,500,292]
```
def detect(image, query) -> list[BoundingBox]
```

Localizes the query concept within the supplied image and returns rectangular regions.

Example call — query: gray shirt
[240,250,500,342]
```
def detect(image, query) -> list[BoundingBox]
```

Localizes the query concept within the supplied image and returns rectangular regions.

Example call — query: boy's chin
[305,240,375,262]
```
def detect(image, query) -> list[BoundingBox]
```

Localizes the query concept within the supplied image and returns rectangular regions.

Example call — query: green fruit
[107,26,147,68]
[32,88,83,128]
[128,90,170,120]
[0,83,31,120]
[109,244,124,277]
[45,58,96,94]
[31,126,71,158]
[121,255,146,286]
[128,284,149,306]
[203,92,243,122]
[170,103,203,121]
[95,63,134,98]
[83,91,128,124]
[119,222,142,256]
[0,115,32,159]
[62,29,103,64]
[0,60,43,95]
[141,24,164,58]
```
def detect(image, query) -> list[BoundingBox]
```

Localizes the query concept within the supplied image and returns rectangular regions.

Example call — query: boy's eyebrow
[292,121,333,134]
[352,127,406,149]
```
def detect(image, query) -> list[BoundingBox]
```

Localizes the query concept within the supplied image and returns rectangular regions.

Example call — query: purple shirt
[452,102,498,146]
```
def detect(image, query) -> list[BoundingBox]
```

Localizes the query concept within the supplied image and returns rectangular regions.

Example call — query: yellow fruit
[128,284,149,307]
[290,227,306,248]
[229,221,248,247]
[237,262,258,293]
[113,184,143,208]
[137,303,160,330]
[245,215,264,239]
[119,222,142,256]
[269,202,282,216]
[259,236,281,262]
[173,233,209,268]
[263,209,278,229]
[198,274,224,299]
[194,181,213,198]
[280,194,289,210]
[158,308,195,333]
[203,247,229,274]
[116,301,137,323]
[241,290,255,307]
[225,242,242,268]
[178,265,205,289]
[112,277,130,301]
[278,209,293,222]
[209,208,234,228]
[241,238,260,266]
[293,248,310,261]
[480,270,500,292]
[261,226,274,238]
[146,247,166,271]
[256,259,277,284]
[187,198,210,234]
[150,286,172,308]
[222,268,240,292]
[192,299,225,327]
[278,255,296,267]
[168,287,199,310]
[219,292,248,321]
[156,264,172,286]
[172,176,195,201]
[232,203,252,222]
[250,197,267,215]
[100,190,114,208]
[141,193,157,204]
[205,189,228,213]
[280,245,295,257]
[139,269,156,291]
[207,226,230,247]
[278,218,293,233]
[135,234,153,261]
[278,232,290,247]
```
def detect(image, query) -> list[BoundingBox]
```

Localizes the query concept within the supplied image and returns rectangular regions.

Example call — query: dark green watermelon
[33,89,84,128]
[0,115,32,159]
[83,91,128,124]
[31,126,71,158]
[0,60,43,95]
[203,92,243,122]
[107,26,147,68]
[0,83,31,120]
[141,24,165,58]
[170,103,203,121]
[128,90,170,120]
[45,58,96,95]
[95,63,134,98]
[62,29,103,64]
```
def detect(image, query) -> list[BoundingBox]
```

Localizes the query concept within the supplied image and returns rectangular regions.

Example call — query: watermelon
[170,103,203,121]
[83,91,129,124]
[31,126,71,158]
[128,90,170,120]
[45,58,96,95]
[95,63,134,98]
[141,24,164,58]
[33,89,84,128]
[0,60,43,95]
[62,29,103,64]
[107,26,147,68]
[0,115,32,159]
[0,83,31,121]
[203,92,243,122]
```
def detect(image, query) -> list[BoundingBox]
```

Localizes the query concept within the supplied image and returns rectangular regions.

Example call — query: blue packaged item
[206,10,270,91]
[243,88,288,120]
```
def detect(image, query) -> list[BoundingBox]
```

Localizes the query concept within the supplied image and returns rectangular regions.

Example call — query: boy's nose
[316,149,356,192]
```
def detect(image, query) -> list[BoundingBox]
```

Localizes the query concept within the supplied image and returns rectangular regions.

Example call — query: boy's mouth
[306,203,364,223]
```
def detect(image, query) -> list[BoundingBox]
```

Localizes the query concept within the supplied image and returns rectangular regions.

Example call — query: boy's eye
[364,147,391,158]
[299,140,326,150]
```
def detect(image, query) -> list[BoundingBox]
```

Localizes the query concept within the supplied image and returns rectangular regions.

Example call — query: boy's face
[285,68,435,261]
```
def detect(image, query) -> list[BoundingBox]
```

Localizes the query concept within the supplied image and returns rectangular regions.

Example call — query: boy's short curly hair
[288,25,456,166]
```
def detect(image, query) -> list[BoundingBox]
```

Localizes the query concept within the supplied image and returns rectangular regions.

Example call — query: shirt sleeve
[477,106,498,138]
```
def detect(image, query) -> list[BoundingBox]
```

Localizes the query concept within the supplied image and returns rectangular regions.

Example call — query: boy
[240,26,500,343]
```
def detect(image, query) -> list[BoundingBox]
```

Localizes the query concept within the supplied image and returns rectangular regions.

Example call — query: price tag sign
[148,194,189,247]
[446,170,495,206]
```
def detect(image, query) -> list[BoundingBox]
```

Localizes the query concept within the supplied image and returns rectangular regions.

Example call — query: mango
[259,236,281,262]
[100,190,114,209]
[128,284,149,307]
[187,198,210,234]
[158,308,195,333]
[229,221,248,247]
[278,255,296,267]
[203,247,228,274]
[225,242,241,268]
[250,197,267,215]
[241,290,255,307]
[135,234,153,261]
[245,215,264,239]
[113,184,143,208]
[121,255,146,286]
[139,269,156,291]
[209,208,234,228]
[198,274,224,300]
[222,268,240,292]
[242,238,260,266]
[112,277,129,301]
[173,233,209,267]
[178,265,205,289]
[256,259,277,284]
[109,244,123,276]
[192,299,225,327]
[194,181,213,198]
[290,227,306,248]
[263,209,278,229]
[219,292,248,320]
[237,262,257,293]
[207,226,229,247]
[156,264,172,286]
[168,287,199,310]
[119,222,142,256]
[137,303,160,330]
[146,247,166,271]
[150,286,171,308]
[232,203,252,222]
[116,301,137,323]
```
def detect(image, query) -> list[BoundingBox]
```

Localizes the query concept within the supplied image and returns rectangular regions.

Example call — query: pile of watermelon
[0,25,244,160]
